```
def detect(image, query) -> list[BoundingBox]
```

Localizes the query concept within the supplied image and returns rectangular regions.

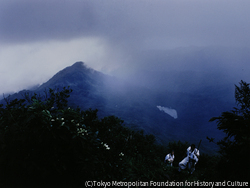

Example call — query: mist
[0,0,250,94]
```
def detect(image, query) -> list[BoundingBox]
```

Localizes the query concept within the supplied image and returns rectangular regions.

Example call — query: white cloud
[157,106,178,119]
[0,37,115,94]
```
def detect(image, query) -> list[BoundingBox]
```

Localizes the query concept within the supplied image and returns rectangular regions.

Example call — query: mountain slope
[2,62,235,154]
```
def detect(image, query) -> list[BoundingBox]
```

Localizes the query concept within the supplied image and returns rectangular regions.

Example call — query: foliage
[0,86,236,187]
[167,140,189,167]
[0,87,100,186]
[163,141,221,182]
[0,87,168,186]
[209,80,250,181]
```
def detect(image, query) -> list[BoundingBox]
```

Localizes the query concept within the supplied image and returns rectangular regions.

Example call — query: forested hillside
[2,62,235,154]
[0,81,248,187]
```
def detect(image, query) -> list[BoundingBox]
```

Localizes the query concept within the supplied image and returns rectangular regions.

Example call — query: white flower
[103,143,110,150]
[51,119,55,122]
[119,152,124,157]
[61,118,64,120]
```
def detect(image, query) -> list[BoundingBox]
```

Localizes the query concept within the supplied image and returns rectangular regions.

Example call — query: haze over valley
[1,0,250,154]
[2,58,242,154]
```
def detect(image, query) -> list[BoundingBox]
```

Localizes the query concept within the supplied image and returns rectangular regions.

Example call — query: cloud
[1,0,250,47]
[0,0,250,94]
[157,106,178,119]
[0,0,96,44]
[0,37,113,94]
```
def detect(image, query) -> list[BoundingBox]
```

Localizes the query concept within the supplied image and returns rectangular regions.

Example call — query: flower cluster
[77,127,88,135]
[119,152,124,157]
[101,142,110,150]
[50,117,65,126]
[119,152,124,160]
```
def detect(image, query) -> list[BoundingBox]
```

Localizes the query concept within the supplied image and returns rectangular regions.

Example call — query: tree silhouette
[210,80,250,181]
[0,87,169,186]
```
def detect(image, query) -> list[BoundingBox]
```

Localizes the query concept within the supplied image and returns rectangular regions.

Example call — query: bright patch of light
[0,37,110,94]
[157,106,178,119]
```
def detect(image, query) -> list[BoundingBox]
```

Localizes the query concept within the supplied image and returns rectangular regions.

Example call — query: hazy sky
[1,0,250,94]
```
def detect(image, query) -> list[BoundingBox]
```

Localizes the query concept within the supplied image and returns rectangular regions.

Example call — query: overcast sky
[1,0,250,94]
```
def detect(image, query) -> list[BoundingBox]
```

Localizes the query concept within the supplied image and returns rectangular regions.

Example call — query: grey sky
[0,0,250,94]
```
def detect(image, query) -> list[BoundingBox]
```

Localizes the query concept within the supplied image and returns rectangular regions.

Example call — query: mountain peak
[66,61,89,72]
[37,62,104,90]
[73,61,84,66]
[71,61,85,69]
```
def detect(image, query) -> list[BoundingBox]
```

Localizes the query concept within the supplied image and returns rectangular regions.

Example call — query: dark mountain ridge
[2,61,235,154]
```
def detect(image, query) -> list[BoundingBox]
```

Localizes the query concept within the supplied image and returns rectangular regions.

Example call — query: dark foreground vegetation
[0,81,249,187]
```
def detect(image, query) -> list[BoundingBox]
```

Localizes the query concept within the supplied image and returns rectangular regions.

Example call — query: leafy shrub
[0,88,168,186]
